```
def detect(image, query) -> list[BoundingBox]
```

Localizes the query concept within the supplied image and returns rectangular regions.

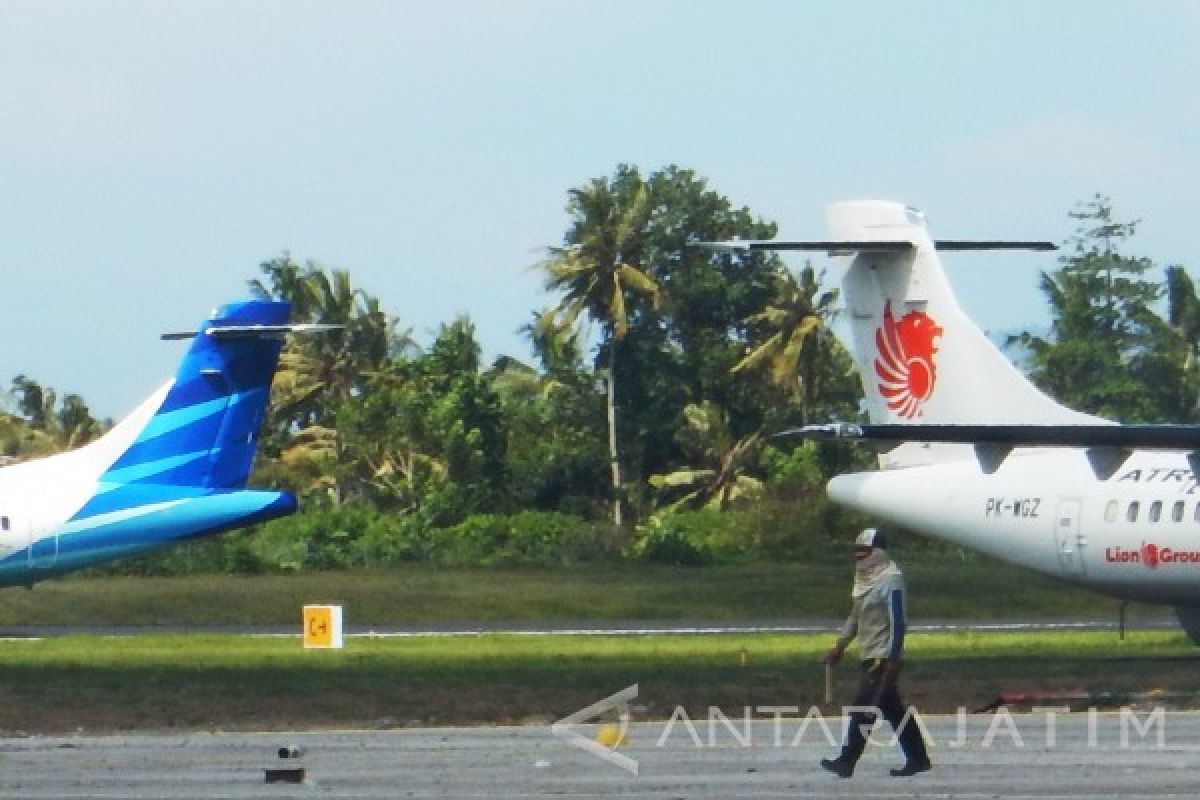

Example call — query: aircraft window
[1195,502,1200,523]
[1127,501,1140,523]
[1174,501,1186,523]
[0,516,7,532]
[1150,501,1163,523]
[1105,500,1119,523]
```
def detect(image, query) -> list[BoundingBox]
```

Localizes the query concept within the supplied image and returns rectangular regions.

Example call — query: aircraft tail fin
[825,201,1100,428]
[830,201,1107,465]
[700,201,1108,467]
[90,300,293,492]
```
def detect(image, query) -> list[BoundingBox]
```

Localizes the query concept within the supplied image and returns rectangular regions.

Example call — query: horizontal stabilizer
[695,240,913,254]
[161,323,343,341]
[695,239,1056,254]
[934,241,1057,251]
[779,422,1200,450]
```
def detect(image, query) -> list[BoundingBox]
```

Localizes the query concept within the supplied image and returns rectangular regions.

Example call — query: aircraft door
[23,492,57,568]
[0,512,22,561]
[29,530,58,567]
[1053,498,1086,576]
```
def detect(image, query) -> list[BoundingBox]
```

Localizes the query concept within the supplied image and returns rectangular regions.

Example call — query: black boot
[889,758,931,777]
[820,757,854,778]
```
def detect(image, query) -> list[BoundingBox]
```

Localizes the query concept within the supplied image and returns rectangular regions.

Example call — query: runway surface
[0,614,1178,639]
[1,711,1198,799]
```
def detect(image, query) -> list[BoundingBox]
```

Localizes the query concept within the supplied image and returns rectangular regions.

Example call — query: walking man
[821,527,931,778]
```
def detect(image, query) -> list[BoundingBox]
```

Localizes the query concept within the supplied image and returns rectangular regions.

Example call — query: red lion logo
[1141,542,1160,570]
[874,301,944,419]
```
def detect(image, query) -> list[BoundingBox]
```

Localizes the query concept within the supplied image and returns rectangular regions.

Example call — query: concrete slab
[0,711,1196,798]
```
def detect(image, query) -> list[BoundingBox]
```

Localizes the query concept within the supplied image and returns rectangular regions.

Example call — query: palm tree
[0,408,56,461]
[490,309,590,404]
[1167,266,1200,419]
[10,375,55,431]
[251,262,409,424]
[733,264,838,421]
[250,260,414,502]
[250,256,321,320]
[648,402,764,512]
[56,393,99,449]
[1168,266,1200,370]
[5,377,101,456]
[523,308,586,377]
[542,176,659,526]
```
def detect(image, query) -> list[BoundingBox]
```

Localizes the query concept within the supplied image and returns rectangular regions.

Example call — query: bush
[628,515,715,565]
[78,534,265,578]
[77,489,944,576]
[761,441,825,490]
[630,509,772,565]
[629,493,874,566]
[734,493,865,562]
[432,511,612,567]
[250,505,432,570]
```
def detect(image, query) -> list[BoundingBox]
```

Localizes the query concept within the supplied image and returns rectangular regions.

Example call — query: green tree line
[3,173,1198,572]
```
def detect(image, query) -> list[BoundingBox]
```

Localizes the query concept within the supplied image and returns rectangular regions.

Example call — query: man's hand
[824,644,845,665]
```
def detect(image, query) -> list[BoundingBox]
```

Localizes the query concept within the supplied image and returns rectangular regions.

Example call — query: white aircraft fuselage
[707,199,1200,640]
[833,449,1200,606]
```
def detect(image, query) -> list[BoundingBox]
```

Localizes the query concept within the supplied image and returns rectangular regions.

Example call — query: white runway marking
[0,616,1176,640]
[345,619,1155,637]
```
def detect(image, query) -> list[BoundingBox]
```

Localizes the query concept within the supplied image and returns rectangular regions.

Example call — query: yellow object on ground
[595,724,627,747]
[302,605,344,649]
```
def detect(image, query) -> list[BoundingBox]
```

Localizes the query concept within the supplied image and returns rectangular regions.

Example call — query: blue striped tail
[75,300,291,520]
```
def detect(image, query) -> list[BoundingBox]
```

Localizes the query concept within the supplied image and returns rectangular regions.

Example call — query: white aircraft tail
[826,200,1104,465]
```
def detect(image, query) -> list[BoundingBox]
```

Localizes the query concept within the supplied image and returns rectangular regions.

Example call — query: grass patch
[0,630,1192,733]
[2,558,1168,626]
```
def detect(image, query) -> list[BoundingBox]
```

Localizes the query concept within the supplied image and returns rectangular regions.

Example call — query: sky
[1,1,1197,418]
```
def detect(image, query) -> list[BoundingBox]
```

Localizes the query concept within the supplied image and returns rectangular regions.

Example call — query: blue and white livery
[0,300,305,585]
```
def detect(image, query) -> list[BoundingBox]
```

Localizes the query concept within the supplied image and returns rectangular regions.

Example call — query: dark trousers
[839,660,929,765]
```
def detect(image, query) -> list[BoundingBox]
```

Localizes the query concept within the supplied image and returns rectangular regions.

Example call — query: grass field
[0,558,1172,626]
[0,630,1194,733]
[0,559,1182,733]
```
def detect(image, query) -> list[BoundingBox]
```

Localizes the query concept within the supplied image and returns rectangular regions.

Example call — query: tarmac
[0,711,1198,799]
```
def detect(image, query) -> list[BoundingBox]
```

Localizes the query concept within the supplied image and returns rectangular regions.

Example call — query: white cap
[854,528,887,549]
